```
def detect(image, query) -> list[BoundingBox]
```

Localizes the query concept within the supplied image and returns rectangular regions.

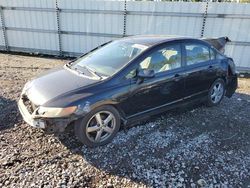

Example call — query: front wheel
[207,78,225,107]
[74,105,121,147]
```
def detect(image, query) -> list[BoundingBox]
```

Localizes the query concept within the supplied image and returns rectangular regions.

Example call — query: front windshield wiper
[83,66,103,80]
[65,61,74,68]
[67,64,103,79]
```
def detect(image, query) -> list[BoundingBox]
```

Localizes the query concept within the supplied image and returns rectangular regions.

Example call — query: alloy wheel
[210,82,224,103]
[86,111,116,143]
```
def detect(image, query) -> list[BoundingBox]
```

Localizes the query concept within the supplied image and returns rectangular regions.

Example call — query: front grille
[22,95,37,114]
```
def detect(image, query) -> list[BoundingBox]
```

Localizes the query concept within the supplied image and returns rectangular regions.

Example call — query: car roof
[118,35,198,47]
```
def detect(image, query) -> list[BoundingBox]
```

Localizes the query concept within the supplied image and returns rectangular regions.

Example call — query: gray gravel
[0,53,250,187]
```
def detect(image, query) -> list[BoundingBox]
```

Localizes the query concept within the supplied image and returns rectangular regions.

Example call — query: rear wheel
[74,105,121,147]
[207,78,225,106]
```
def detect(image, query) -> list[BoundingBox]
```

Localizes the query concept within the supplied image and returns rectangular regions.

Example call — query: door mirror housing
[136,69,155,84]
[137,69,155,79]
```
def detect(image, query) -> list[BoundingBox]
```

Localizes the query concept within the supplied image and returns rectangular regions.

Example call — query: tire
[207,78,226,107]
[74,105,121,147]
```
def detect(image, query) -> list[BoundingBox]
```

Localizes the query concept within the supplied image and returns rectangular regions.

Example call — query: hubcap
[86,111,116,143]
[210,82,224,103]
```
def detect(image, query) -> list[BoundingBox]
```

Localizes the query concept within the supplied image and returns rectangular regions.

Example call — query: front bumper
[18,98,46,129]
[18,96,74,132]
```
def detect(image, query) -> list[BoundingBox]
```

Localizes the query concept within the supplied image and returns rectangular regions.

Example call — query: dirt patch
[0,53,250,187]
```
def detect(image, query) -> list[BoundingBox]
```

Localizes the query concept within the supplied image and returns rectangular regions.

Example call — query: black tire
[207,78,226,107]
[74,105,121,147]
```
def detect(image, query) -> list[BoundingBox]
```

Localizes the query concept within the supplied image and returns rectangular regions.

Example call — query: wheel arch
[82,100,127,124]
[210,76,226,90]
[219,76,227,84]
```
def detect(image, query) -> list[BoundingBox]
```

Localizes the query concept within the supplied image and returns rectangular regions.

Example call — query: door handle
[174,73,182,81]
[208,65,213,69]
[207,65,214,72]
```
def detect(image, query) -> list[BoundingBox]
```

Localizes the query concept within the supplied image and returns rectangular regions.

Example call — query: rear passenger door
[183,42,218,98]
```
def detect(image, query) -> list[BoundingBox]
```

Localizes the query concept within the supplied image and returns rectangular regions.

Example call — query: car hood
[23,66,101,106]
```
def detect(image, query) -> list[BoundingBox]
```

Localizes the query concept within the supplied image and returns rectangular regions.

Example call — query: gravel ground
[0,53,250,188]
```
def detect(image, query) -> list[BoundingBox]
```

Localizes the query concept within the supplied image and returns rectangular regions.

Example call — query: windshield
[71,41,148,77]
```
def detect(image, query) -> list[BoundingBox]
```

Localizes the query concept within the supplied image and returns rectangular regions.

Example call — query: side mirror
[137,69,155,79]
[136,69,155,84]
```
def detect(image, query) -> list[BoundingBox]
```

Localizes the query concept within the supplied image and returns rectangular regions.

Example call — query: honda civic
[18,35,238,147]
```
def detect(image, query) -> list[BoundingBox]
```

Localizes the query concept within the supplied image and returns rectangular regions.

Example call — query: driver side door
[126,43,186,117]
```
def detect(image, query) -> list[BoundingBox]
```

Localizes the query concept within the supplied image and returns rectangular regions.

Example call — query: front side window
[71,41,148,77]
[139,44,182,73]
[185,44,210,65]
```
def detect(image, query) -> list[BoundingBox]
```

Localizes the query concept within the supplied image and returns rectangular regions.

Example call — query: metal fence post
[0,6,9,51]
[123,0,127,37]
[201,1,209,38]
[55,0,62,56]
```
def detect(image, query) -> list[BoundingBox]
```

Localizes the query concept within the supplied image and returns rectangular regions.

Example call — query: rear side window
[185,44,210,65]
[210,48,216,60]
[210,47,225,60]
[216,52,225,60]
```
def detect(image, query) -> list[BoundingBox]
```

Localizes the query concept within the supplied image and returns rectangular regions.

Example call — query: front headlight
[36,106,77,118]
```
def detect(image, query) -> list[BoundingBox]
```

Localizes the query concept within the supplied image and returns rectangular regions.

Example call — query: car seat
[147,51,167,72]
[159,51,181,72]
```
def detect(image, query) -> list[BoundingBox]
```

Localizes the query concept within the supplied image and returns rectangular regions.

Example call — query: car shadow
[56,91,250,186]
[0,96,21,131]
